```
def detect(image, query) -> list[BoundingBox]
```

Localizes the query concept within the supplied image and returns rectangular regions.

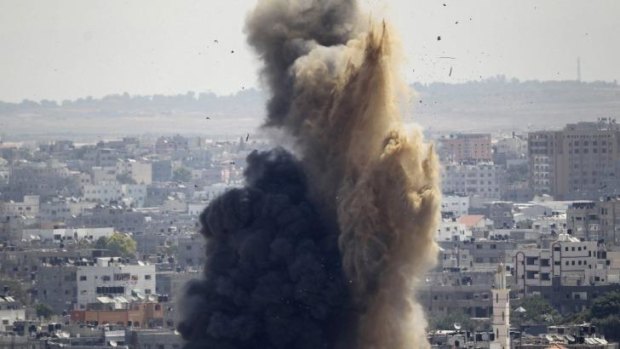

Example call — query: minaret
[577,57,582,82]
[490,264,510,349]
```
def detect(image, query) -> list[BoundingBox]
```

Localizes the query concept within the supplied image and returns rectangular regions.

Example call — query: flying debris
[449,67,453,77]
[245,133,250,142]
[437,35,442,41]
[180,1,441,348]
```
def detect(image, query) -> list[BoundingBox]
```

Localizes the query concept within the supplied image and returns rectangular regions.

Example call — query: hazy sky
[1,0,619,102]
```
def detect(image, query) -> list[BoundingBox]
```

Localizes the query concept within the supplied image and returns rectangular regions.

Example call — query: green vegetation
[35,303,54,319]
[589,291,620,341]
[95,233,137,258]
[173,167,192,182]
[511,295,560,327]
[429,311,476,331]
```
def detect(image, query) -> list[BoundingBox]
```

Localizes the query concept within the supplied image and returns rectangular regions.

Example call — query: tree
[511,295,560,327]
[95,233,137,258]
[173,167,192,182]
[35,303,54,319]
[589,291,620,341]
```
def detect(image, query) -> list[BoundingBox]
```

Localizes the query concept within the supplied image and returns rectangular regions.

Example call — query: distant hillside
[409,78,620,133]
[1,78,619,140]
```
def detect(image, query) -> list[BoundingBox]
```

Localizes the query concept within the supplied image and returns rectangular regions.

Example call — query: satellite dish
[454,323,462,330]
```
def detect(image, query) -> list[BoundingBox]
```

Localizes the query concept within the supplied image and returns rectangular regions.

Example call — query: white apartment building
[441,195,470,218]
[84,182,123,204]
[514,234,611,291]
[21,227,114,243]
[437,218,473,242]
[83,183,146,208]
[442,162,505,200]
[0,296,26,332]
[76,258,156,310]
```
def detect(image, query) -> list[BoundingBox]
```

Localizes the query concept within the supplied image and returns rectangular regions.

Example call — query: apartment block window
[79,276,87,281]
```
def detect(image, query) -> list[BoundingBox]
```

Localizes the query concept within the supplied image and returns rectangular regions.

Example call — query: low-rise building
[0,296,26,332]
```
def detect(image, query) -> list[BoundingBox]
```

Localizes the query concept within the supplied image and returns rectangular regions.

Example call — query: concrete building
[439,133,493,162]
[21,227,114,244]
[34,265,78,314]
[419,270,497,318]
[567,197,620,245]
[116,160,152,185]
[487,202,515,229]
[437,218,472,242]
[442,162,506,200]
[91,166,117,184]
[529,119,620,200]
[0,195,39,218]
[38,197,95,223]
[69,206,147,234]
[514,234,614,293]
[71,298,163,328]
[176,234,206,270]
[76,258,156,310]
[127,329,183,349]
[6,162,80,201]
[441,195,470,218]
[83,183,123,204]
[0,296,26,332]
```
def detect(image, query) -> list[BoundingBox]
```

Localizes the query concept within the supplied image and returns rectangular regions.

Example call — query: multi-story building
[438,133,492,162]
[514,234,612,292]
[441,195,469,218]
[487,202,514,229]
[38,196,95,223]
[567,197,620,245]
[442,162,506,200]
[419,270,499,318]
[436,218,472,242]
[5,162,80,201]
[69,206,147,233]
[176,234,206,270]
[116,159,152,185]
[529,119,620,200]
[34,264,78,314]
[21,227,114,244]
[76,257,156,310]
[83,182,123,204]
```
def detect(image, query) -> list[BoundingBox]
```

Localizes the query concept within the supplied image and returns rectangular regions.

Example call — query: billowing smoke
[178,149,354,349]
[179,0,440,348]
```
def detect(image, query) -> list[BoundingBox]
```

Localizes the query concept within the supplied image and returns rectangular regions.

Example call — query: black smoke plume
[178,148,354,349]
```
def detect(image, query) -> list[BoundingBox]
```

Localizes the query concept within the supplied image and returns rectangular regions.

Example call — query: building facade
[76,258,156,310]
[529,119,620,200]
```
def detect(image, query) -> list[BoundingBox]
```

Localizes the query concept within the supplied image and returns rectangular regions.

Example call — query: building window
[145,275,152,280]
[79,276,87,281]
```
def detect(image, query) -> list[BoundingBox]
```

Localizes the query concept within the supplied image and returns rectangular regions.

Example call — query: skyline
[1,0,619,102]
